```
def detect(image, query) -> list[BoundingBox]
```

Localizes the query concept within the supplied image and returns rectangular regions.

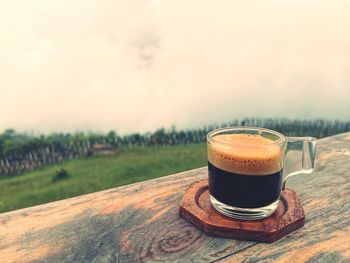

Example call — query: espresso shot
[208,134,283,209]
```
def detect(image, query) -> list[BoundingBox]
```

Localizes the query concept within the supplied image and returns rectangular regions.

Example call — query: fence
[1,119,349,176]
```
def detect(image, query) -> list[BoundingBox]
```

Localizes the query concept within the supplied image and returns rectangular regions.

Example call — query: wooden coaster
[179,179,305,243]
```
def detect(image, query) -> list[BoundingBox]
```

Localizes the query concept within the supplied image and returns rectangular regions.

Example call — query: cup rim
[207,126,286,146]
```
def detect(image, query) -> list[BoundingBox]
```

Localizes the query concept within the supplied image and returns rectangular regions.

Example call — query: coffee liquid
[208,134,283,208]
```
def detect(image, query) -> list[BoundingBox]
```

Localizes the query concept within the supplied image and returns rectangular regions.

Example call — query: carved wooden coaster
[179,179,305,243]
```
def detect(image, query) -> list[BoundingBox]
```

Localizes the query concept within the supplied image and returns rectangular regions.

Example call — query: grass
[0,144,206,213]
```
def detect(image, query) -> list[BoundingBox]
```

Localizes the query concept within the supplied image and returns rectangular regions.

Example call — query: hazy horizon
[1,0,350,134]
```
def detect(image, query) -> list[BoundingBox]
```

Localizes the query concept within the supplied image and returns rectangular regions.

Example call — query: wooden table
[1,133,350,263]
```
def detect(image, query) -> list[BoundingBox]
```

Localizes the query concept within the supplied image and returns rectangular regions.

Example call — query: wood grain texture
[0,132,350,263]
[179,179,305,243]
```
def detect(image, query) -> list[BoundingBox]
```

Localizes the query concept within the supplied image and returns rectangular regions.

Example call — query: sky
[0,0,350,134]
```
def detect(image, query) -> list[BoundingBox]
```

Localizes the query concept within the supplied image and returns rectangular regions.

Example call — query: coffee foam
[208,134,283,176]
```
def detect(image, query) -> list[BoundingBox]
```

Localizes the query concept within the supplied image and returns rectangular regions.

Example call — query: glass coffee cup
[207,127,317,220]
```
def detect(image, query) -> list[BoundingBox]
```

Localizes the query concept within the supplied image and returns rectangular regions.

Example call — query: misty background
[1,0,350,134]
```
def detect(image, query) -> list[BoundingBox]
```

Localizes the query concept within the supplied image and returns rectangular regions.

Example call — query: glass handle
[282,137,317,190]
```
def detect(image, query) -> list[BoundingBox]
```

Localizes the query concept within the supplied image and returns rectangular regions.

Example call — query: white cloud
[0,0,349,134]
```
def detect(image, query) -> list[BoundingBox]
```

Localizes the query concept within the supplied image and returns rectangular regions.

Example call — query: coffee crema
[208,134,284,208]
[208,134,283,176]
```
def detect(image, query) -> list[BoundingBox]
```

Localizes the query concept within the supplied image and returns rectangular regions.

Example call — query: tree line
[1,118,349,176]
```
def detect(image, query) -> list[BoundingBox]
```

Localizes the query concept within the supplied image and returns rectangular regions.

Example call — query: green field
[0,144,206,213]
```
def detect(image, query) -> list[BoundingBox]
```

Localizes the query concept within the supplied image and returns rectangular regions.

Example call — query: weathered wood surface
[1,132,350,263]
[179,180,305,243]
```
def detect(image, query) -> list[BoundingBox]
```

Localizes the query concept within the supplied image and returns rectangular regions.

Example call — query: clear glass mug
[207,127,317,220]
